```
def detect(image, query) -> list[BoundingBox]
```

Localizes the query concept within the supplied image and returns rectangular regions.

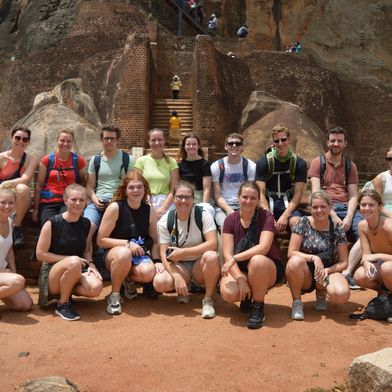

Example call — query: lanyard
[174,211,191,248]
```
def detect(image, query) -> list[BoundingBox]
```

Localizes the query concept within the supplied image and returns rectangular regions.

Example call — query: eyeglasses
[103,137,117,142]
[385,157,392,162]
[227,141,243,147]
[273,137,288,144]
[14,135,30,143]
[174,195,193,201]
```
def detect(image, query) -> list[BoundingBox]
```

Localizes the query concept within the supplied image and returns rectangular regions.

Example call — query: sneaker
[247,302,265,329]
[291,299,304,320]
[13,227,24,247]
[315,290,328,311]
[239,297,252,313]
[202,297,216,319]
[106,292,123,315]
[189,280,206,294]
[387,317,392,323]
[122,279,138,300]
[176,295,190,304]
[344,273,362,290]
[142,282,158,299]
[55,301,80,321]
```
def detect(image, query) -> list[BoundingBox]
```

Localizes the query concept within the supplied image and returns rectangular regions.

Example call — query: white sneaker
[122,279,138,300]
[387,317,392,323]
[315,290,328,311]
[291,299,304,320]
[202,297,216,319]
[177,295,190,304]
[106,292,123,315]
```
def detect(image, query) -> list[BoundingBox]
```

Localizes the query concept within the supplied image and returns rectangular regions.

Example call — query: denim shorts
[84,202,104,226]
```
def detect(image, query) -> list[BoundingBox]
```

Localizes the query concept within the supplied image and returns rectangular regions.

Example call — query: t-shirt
[308,152,358,203]
[135,154,178,195]
[169,116,181,128]
[41,152,86,203]
[255,154,307,196]
[87,150,134,199]
[0,217,13,269]
[211,157,256,205]
[179,159,211,191]
[292,216,347,256]
[158,207,216,261]
[222,209,281,262]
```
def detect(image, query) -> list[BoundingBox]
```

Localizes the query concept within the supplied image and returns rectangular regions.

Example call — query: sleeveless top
[0,218,13,269]
[48,214,90,257]
[0,153,26,182]
[381,170,392,212]
[110,200,153,250]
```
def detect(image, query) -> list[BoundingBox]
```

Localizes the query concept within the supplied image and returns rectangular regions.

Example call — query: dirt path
[1,284,390,392]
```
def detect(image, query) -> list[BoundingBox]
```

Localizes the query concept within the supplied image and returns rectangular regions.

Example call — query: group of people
[0,124,391,329]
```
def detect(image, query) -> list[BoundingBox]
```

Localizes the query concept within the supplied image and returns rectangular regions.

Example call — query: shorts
[39,202,66,228]
[150,194,175,214]
[271,197,302,221]
[38,262,58,307]
[302,261,317,294]
[239,258,284,286]
[84,202,104,226]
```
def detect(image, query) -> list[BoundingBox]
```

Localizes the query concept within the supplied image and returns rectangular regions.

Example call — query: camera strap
[174,211,191,248]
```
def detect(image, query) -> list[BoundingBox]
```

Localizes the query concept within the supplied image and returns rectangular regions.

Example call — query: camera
[166,247,174,259]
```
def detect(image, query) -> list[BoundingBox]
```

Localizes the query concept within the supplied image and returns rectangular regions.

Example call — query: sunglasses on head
[386,157,392,162]
[227,141,243,147]
[273,137,288,144]
[14,135,30,143]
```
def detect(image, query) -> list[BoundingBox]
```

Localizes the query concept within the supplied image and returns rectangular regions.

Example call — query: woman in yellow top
[170,75,182,99]
[135,129,179,220]
[169,111,182,145]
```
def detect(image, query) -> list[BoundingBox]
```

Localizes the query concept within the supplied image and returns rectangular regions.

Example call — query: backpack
[266,151,297,184]
[349,292,392,321]
[40,152,80,199]
[167,205,205,243]
[320,154,351,187]
[93,151,130,189]
[218,157,248,184]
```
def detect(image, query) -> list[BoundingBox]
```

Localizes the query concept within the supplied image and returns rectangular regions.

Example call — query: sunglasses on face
[227,141,243,147]
[14,135,30,143]
[102,137,117,142]
[386,157,392,162]
[273,137,288,144]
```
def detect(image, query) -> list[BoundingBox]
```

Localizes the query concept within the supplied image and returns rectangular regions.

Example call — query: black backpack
[350,292,392,321]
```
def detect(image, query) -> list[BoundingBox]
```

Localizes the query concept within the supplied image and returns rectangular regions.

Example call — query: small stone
[19,376,79,391]
[18,351,30,358]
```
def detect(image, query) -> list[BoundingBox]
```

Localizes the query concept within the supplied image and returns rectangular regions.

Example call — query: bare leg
[247,255,276,302]
[191,251,220,298]
[325,273,350,304]
[106,246,133,292]
[73,272,103,298]
[343,239,361,275]
[129,261,156,283]
[14,184,31,226]
[0,272,33,310]
[285,255,313,300]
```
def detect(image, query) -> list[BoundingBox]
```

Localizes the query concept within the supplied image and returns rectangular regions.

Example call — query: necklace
[368,215,381,235]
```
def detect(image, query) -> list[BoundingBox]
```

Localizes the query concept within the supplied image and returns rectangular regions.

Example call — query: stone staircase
[151,98,193,144]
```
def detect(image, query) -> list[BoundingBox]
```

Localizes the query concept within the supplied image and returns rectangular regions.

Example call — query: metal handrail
[164,0,211,36]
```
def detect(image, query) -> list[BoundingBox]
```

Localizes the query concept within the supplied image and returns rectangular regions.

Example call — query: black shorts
[301,262,317,294]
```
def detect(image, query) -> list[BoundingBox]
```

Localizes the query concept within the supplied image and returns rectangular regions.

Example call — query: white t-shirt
[0,217,13,269]
[211,156,256,205]
[158,207,217,261]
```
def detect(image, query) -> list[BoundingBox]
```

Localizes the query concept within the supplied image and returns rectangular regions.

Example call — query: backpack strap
[93,154,101,190]
[167,209,178,247]
[218,158,225,184]
[289,153,297,184]
[266,152,275,180]
[194,205,205,242]
[319,154,326,187]
[242,157,248,181]
[120,151,130,177]
[44,152,56,186]
[71,152,80,184]
[344,157,351,186]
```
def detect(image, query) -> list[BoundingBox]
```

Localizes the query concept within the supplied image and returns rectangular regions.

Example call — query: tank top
[0,218,13,269]
[0,153,26,182]
[110,200,153,250]
[382,170,392,212]
[48,214,90,257]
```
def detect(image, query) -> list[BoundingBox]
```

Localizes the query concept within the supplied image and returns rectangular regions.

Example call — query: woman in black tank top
[36,184,103,321]
[97,171,160,316]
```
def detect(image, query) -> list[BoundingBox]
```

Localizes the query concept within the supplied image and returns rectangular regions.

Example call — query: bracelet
[153,258,162,264]
[232,255,238,263]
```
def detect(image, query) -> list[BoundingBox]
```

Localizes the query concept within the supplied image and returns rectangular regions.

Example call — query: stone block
[19,376,79,392]
[348,347,392,392]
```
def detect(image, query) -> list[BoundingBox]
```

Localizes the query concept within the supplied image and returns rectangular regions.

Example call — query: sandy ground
[1,284,391,392]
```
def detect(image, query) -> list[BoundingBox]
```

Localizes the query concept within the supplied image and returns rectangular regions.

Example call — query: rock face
[348,347,392,392]
[241,92,325,163]
[8,79,102,159]
[19,376,79,392]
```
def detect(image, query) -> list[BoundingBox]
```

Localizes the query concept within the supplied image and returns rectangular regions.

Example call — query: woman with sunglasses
[135,128,179,220]
[154,181,220,318]
[286,190,350,321]
[0,127,38,245]
[33,129,86,227]
[0,187,33,311]
[353,190,392,307]
[97,171,160,315]
[220,181,283,329]
[36,184,102,321]
[373,147,392,218]
[177,132,214,216]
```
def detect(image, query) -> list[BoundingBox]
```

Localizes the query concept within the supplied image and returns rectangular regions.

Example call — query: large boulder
[241,91,325,163]
[8,78,102,159]
[19,376,79,392]
[348,347,392,392]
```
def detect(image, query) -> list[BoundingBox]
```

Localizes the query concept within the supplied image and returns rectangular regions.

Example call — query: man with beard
[308,126,363,288]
